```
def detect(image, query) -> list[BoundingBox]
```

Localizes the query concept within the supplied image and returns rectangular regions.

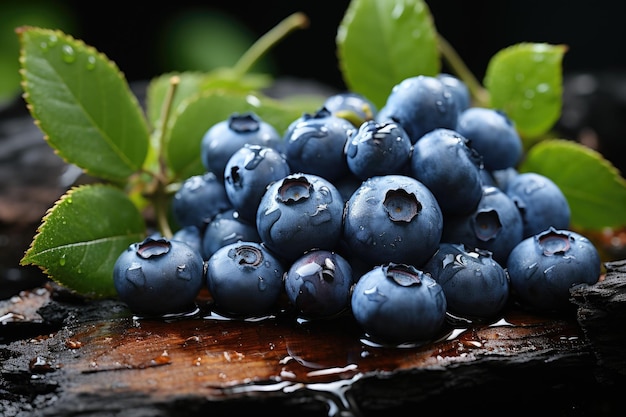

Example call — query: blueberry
[480,169,498,188]
[442,185,524,265]
[201,209,261,260]
[171,172,232,229]
[171,225,203,256]
[283,107,355,182]
[455,107,523,171]
[206,241,285,317]
[506,227,601,314]
[490,167,519,191]
[283,249,354,319]
[113,237,205,317]
[423,243,510,320]
[344,119,413,180]
[256,173,344,261]
[376,75,460,143]
[200,112,282,181]
[343,174,443,267]
[323,91,377,127]
[409,128,484,216]
[350,263,447,345]
[223,144,291,223]
[437,73,471,112]
[505,172,571,238]
[333,172,364,204]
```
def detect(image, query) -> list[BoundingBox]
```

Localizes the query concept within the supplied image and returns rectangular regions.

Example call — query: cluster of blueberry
[113,74,601,346]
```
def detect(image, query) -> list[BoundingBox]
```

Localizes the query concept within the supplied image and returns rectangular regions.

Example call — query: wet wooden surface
[2,262,625,416]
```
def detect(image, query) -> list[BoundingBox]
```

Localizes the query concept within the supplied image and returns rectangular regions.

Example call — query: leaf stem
[232,12,309,77]
[157,75,180,180]
[154,183,173,239]
[151,75,180,239]
[436,32,490,107]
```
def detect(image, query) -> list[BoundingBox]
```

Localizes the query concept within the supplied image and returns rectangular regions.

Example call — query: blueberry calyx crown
[136,238,170,259]
[537,227,572,256]
[383,263,424,287]
[227,244,264,267]
[228,112,261,133]
[473,210,502,241]
[383,189,421,222]
[277,176,312,204]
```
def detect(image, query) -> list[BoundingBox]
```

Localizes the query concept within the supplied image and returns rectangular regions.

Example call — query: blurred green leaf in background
[0,1,76,106]
[156,7,275,74]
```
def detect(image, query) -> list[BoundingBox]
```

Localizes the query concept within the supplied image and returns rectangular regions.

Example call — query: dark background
[50,0,624,174]
[31,0,626,89]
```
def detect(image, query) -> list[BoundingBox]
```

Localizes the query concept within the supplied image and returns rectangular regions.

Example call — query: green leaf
[484,43,566,141]
[165,90,309,180]
[519,139,626,230]
[17,26,150,182]
[337,0,439,109]
[200,68,273,93]
[21,184,146,298]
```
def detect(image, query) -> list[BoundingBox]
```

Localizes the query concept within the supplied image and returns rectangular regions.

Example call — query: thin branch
[233,12,309,77]
[437,32,490,107]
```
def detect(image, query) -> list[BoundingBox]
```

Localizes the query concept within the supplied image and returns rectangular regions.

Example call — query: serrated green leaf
[484,43,566,141]
[17,26,149,182]
[21,184,146,298]
[337,0,439,109]
[519,139,626,230]
[166,90,308,180]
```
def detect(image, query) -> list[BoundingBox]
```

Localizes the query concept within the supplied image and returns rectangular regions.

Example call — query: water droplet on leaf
[61,45,76,63]
[86,55,96,70]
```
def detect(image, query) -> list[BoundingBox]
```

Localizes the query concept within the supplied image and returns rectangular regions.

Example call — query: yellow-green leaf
[20,184,146,298]
[484,43,566,141]
[17,26,149,182]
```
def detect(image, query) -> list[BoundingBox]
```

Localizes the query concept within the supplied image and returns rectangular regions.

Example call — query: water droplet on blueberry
[125,263,145,287]
[258,276,267,291]
[176,264,192,281]
[363,286,387,302]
